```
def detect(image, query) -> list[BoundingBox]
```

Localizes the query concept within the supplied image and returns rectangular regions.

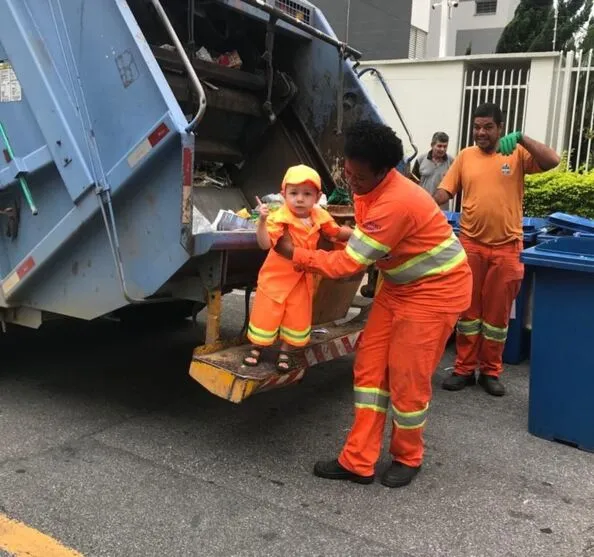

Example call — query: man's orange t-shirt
[438,145,541,246]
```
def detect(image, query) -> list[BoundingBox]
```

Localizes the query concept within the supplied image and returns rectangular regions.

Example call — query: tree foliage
[497,0,593,53]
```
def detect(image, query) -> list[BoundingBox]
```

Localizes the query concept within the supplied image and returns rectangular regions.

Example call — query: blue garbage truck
[0,0,408,401]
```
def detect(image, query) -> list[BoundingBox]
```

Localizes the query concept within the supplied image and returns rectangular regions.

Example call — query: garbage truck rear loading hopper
[0,0,396,400]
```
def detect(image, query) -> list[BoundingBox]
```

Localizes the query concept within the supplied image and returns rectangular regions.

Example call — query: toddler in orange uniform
[244,164,352,371]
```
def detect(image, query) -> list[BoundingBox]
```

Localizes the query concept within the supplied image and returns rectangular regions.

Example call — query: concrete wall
[427,0,520,58]
[313,0,413,60]
[358,58,466,160]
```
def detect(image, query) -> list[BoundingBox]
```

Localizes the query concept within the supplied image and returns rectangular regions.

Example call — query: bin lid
[523,231,539,243]
[521,237,594,273]
[546,212,594,234]
[523,217,548,231]
[447,213,544,241]
[523,217,547,244]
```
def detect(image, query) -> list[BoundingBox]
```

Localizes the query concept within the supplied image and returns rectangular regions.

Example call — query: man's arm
[520,135,560,171]
[434,189,452,206]
[434,153,462,206]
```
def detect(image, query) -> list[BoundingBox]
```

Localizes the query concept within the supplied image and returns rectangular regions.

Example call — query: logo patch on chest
[501,163,511,176]
[363,221,381,232]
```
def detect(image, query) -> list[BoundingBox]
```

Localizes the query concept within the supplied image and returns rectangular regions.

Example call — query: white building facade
[426,0,521,58]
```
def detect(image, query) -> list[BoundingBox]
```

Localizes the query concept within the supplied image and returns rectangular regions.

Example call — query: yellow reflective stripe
[248,324,278,338]
[279,325,311,341]
[457,319,482,336]
[355,403,388,413]
[392,403,429,430]
[345,227,391,266]
[354,386,390,413]
[383,234,465,285]
[345,244,373,266]
[482,322,508,342]
[247,324,279,344]
[354,227,391,253]
[355,386,390,397]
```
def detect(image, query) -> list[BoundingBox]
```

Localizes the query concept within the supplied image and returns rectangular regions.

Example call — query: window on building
[409,26,427,60]
[475,0,497,15]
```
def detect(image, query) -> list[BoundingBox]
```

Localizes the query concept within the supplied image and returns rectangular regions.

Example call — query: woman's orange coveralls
[438,145,542,378]
[247,203,342,348]
[292,169,472,476]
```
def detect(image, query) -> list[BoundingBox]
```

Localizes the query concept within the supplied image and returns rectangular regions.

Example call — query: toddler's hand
[255,196,269,221]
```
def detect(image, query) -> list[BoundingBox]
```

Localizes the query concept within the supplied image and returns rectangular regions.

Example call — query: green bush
[524,165,594,219]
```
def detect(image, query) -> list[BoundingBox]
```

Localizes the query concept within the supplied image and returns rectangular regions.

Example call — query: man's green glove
[497,131,523,156]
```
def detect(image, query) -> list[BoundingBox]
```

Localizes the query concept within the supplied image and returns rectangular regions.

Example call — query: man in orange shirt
[275,121,472,488]
[435,103,560,397]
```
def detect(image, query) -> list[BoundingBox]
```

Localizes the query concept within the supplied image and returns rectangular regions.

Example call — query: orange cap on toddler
[281,164,322,192]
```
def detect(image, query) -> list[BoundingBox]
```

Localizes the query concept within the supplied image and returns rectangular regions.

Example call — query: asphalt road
[0,292,593,557]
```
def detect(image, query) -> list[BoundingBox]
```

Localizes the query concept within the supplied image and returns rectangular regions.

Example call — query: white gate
[458,61,531,150]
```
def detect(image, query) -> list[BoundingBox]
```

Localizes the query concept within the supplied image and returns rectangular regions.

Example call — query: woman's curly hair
[344,121,404,173]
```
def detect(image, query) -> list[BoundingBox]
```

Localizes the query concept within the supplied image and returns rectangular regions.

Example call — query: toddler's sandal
[243,347,262,367]
[276,352,294,373]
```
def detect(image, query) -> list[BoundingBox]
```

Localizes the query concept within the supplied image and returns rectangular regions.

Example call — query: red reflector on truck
[182,147,193,187]
[148,123,169,147]
[17,256,35,278]
[2,255,36,295]
[181,147,193,226]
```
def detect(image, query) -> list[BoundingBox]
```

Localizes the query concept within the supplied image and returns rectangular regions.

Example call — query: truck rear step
[189,316,366,403]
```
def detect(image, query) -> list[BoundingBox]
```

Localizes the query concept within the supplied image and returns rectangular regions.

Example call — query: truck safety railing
[236,0,362,60]
[150,0,207,131]
[355,66,419,165]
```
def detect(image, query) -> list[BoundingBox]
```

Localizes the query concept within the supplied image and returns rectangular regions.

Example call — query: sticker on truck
[2,256,35,295]
[127,122,170,168]
[0,62,22,103]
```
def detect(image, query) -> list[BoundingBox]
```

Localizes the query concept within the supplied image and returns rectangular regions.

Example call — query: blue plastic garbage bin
[537,212,594,243]
[443,211,460,235]
[521,237,594,452]
[502,217,548,364]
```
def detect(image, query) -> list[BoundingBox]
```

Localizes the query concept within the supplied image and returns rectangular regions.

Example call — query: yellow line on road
[0,512,83,557]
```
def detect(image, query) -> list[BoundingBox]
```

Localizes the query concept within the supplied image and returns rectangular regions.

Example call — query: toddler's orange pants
[247,275,312,348]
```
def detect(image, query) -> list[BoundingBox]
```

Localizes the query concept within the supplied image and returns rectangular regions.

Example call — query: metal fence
[551,49,594,171]
[456,49,594,172]
[361,50,594,174]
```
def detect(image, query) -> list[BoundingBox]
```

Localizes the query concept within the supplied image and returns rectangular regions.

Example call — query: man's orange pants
[455,235,524,378]
[338,291,458,477]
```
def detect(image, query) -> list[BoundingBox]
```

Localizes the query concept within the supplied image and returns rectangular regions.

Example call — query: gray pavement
[0,293,593,557]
